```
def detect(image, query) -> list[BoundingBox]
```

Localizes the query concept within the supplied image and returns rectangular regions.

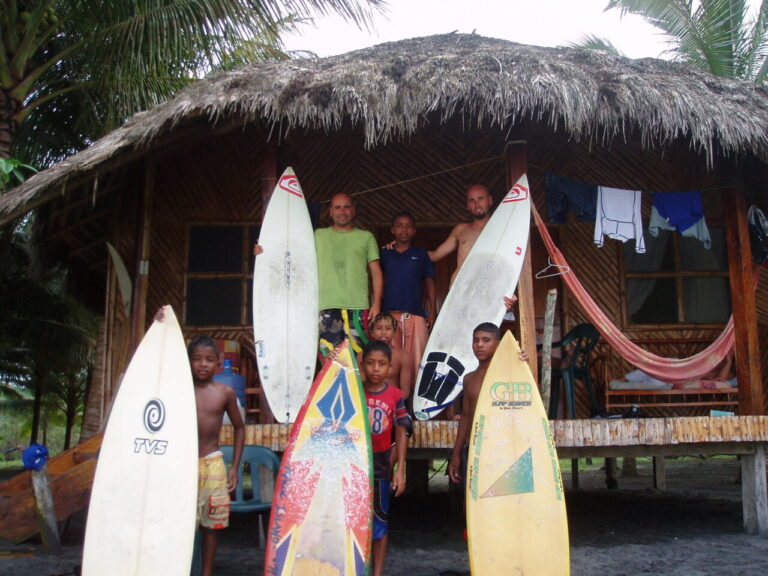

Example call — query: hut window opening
[185,224,260,326]
[623,228,730,325]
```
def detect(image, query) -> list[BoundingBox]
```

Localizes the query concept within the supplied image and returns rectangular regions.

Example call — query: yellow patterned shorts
[197,452,230,529]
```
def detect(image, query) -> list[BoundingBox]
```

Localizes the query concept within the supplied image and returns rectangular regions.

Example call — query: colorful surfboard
[467,331,570,574]
[82,305,198,576]
[264,341,372,576]
[253,166,319,423]
[413,174,531,419]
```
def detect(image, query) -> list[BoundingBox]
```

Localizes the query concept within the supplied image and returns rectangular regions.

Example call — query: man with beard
[428,184,495,286]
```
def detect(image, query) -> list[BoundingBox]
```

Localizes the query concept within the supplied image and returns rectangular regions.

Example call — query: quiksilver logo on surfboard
[279,175,303,198]
[502,184,529,203]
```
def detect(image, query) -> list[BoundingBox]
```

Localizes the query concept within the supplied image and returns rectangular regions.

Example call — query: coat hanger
[535,257,570,279]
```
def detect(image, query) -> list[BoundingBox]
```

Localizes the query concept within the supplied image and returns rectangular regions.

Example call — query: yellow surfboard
[466,331,569,575]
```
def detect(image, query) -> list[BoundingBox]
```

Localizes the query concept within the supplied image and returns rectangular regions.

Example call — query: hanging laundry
[594,187,646,253]
[648,191,711,248]
[545,172,597,223]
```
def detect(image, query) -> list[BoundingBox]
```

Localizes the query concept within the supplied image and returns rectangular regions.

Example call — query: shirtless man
[188,336,245,576]
[428,184,516,313]
[429,184,494,285]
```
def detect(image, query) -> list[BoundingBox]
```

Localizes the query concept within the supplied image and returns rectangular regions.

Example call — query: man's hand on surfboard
[253,243,264,256]
[504,294,517,311]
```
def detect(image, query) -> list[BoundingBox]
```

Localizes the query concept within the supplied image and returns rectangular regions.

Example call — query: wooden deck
[220,416,768,535]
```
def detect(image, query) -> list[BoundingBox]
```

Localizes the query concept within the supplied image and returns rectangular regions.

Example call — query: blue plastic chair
[549,323,601,418]
[221,445,280,547]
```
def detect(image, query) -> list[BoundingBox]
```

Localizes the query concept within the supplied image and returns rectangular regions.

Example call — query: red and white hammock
[531,202,742,383]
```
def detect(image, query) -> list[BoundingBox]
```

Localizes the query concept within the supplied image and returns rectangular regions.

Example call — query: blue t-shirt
[380,245,435,317]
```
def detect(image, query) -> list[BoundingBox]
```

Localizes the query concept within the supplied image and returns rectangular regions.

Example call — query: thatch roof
[3,32,768,226]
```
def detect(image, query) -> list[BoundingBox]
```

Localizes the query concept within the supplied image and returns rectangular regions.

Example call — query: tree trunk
[0,88,20,160]
[30,376,43,444]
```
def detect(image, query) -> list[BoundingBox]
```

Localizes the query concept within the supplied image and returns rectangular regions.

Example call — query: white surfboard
[253,167,319,423]
[82,305,198,576]
[413,174,531,419]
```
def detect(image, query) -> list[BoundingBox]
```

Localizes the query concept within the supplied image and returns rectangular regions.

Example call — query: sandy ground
[2,456,768,576]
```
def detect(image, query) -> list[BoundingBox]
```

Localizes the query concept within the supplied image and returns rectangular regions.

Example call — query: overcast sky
[282,0,672,59]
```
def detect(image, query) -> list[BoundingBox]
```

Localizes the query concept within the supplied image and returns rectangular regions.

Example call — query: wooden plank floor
[219,416,768,452]
[219,416,768,535]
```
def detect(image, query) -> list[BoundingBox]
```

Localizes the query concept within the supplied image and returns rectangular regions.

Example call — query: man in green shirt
[316,192,382,357]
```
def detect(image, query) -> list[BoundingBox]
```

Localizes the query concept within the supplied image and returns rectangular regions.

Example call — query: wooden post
[30,464,61,554]
[741,445,768,535]
[652,456,666,490]
[131,160,155,348]
[261,144,278,220]
[505,142,537,380]
[541,289,558,416]
[723,186,763,415]
[257,147,279,424]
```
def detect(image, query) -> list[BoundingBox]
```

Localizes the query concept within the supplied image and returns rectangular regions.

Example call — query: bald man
[314,192,383,356]
[429,184,494,285]
[254,192,382,357]
[428,184,516,311]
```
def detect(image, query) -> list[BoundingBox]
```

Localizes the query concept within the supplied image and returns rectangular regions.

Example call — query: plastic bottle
[214,359,247,409]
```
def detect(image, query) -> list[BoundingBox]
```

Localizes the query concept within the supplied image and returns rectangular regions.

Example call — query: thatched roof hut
[3,33,768,226]
[1,33,766,428]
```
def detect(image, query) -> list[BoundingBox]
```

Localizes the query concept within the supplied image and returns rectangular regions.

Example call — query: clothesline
[530,201,749,383]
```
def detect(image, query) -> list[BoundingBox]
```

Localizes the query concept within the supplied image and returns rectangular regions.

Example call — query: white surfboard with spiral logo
[83,305,198,576]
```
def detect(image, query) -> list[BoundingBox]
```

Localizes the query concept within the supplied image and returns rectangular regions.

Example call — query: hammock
[531,202,736,383]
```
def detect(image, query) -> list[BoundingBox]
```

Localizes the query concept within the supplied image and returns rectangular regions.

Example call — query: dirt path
[2,456,767,575]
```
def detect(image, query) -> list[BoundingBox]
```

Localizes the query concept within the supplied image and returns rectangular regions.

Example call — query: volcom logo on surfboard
[279,175,303,198]
[502,183,529,203]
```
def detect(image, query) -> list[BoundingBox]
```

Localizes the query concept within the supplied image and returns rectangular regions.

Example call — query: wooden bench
[595,337,738,417]
[605,388,738,414]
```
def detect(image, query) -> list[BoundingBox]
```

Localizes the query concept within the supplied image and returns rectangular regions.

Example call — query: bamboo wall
[63,116,768,431]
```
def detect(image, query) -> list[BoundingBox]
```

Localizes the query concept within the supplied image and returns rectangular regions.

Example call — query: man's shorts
[319,309,370,356]
[197,451,230,529]
[372,479,391,541]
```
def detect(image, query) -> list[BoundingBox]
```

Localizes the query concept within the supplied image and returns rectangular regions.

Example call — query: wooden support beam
[652,456,666,490]
[31,465,61,554]
[131,160,155,348]
[257,146,279,424]
[505,142,537,380]
[723,187,763,415]
[741,445,768,535]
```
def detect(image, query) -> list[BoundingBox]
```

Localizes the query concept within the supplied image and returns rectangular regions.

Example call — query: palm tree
[1,0,385,166]
[600,0,768,82]
[0,211,97,445]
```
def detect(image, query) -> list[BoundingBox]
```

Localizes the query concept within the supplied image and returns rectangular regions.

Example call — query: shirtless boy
[359,313,414,400]
[447,323,527,484]
[188,336,245,576]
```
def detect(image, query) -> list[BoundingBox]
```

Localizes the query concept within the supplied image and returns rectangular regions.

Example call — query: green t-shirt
[315,227,379,310]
